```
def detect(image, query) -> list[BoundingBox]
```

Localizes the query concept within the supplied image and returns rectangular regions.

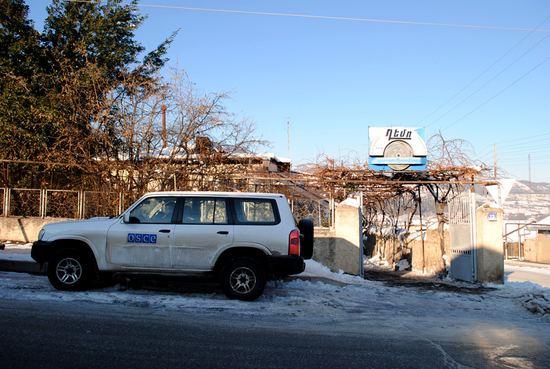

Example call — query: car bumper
[268,255,305,277]
[31,240,51,264]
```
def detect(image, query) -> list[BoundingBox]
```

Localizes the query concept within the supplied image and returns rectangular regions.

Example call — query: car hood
[41,217,121,238]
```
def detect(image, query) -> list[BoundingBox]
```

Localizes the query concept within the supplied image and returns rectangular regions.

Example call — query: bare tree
[91,67,267,198]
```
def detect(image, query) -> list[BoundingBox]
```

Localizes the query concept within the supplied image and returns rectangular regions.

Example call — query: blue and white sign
[488,213,498,221]
[368,127,428,171]
[127,233,158,244]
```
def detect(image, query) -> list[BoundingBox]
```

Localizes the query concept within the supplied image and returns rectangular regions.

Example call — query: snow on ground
[1,242,550,325]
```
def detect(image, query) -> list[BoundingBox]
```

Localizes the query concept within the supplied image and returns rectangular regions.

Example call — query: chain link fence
[1,187,333,227]
[290,199,331,228]
[8,189,41,217]
[45,190,80,218]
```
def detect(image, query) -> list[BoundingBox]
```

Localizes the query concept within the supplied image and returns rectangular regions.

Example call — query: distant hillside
[512,180,550,195]
[292,163,317,174]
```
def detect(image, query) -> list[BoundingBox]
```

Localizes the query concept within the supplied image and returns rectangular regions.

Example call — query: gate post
[475,204,504,284]
[313,198,364,277]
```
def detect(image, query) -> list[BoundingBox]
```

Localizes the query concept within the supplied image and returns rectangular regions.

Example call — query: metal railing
[3,188,125,219]
[1,187,333,226]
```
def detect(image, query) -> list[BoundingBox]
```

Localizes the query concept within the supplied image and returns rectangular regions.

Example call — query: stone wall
[0,217,73,243]
[313,201,363,277]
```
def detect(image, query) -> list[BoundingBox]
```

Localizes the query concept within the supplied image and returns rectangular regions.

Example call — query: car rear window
[233,199,279,225]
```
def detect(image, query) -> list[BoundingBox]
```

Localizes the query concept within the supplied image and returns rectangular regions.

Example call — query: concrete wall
[475,205,504,284]
[524,238,537,262]
[0,217,73,243]
[410,229,448,275]
[524,232,550,264]
[313,202,363,277]
[537,231,550,264]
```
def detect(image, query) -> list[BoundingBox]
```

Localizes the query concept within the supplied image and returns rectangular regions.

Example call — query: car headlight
[38,229,45,241]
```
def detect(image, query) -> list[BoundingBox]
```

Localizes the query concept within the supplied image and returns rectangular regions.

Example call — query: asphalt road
[1,298,549,369]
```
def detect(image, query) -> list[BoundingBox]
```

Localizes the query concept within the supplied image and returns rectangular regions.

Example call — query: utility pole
[287,117,290,159]
[527,154,533,210]
[493,143,497,180]
[494,144,502,205]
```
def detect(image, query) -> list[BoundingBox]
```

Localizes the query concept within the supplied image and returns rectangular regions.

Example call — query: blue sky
[24,1,550,182]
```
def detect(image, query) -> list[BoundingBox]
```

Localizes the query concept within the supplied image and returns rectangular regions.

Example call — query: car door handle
[217,231,229,235]
[159,229,171,233]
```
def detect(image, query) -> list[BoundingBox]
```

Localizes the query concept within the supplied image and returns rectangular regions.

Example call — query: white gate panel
[449,192,477,282]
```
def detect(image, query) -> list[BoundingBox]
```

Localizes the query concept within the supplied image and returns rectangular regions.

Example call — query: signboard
[368,127,427,171]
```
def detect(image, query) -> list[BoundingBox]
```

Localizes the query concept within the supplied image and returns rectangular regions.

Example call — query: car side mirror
[123,213,140,223]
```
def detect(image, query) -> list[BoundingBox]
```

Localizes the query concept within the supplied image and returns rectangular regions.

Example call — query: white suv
[32,192,313,301]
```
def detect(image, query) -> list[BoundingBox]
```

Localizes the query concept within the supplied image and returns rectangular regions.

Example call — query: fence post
[119,192,123,216]
[7,188,11,216]
[3,188,8,216]
[78,190,84,219]
[41,189,46,218]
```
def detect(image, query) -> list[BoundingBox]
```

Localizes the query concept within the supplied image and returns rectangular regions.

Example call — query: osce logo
[127,233,157,244]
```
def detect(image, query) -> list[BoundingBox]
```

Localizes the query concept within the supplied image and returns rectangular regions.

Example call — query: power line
[63,1,550,32]
[499,140,550,151]
[440,55,550,132]
[500,155,550,162]
[476,133,550,159]
[497,132,550,144]
[429,32,550,129]
[419,15,550,126]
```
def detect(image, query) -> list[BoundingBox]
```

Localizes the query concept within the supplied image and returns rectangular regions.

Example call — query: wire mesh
[9,189,41,217]
[83,192,122,218]
[45,190,79,218]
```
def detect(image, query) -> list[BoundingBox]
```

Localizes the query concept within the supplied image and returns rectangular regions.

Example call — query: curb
[284,275,348,287]
[504,260,550,270]
[0,259,45,274]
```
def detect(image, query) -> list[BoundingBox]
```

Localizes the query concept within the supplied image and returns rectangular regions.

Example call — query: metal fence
[291,199,332,228]
[1,187,334,227]
[3,188,125,219]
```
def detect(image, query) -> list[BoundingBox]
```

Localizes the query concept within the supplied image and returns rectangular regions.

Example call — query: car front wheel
[47,248,93,291]
[220,257,266,301]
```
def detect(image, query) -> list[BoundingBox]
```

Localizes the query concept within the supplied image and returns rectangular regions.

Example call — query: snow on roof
[340,197,360,208]
[229,152,291,163]
[537,215,550,225]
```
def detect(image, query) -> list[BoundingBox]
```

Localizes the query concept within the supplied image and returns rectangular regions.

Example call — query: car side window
[182,198,228,224]
[129,197,177,224]
[233,199,279,224]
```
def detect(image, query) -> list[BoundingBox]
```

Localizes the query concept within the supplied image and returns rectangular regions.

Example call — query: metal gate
[448,191,477,282]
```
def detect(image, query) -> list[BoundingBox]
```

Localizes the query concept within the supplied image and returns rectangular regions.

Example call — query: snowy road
[505,265,550,288]
[1,259,550,368]
[1,243,550,367]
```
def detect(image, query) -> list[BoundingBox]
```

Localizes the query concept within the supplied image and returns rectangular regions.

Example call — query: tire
[47,248,93,291]
[298,219,314,260]
[220,257,266,301]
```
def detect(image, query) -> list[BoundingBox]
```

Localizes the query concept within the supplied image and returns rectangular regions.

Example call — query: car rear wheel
[220,257,266,301]
[47,248,93,291]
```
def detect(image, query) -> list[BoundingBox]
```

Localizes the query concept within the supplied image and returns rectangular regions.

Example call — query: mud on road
[363,268,497,295]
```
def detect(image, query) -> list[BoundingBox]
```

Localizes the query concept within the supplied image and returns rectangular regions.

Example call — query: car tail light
[289,229,300,255]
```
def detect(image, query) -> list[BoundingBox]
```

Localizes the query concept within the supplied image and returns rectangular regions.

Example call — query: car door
[105,196,179,269]
[171,197,233,271]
